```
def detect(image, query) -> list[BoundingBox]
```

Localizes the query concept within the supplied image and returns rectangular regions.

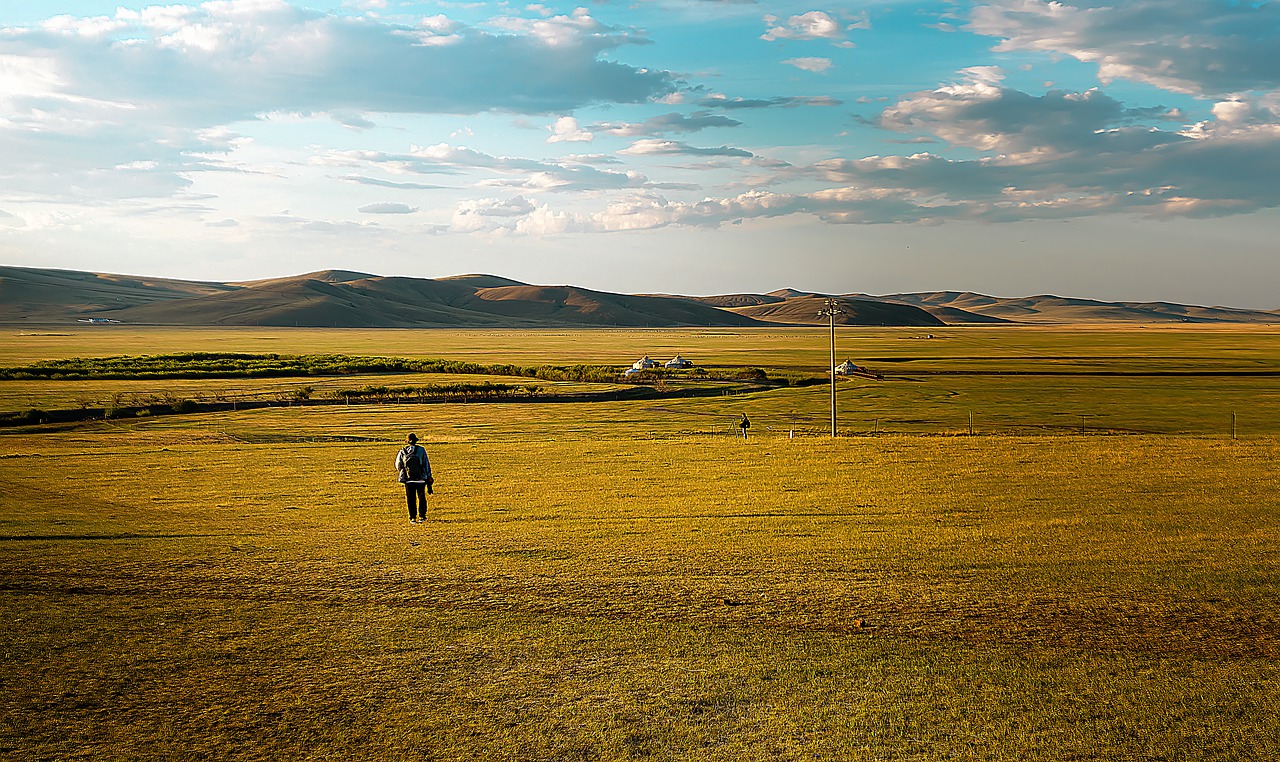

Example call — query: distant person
[395,433,433,523]
[738,413,751,440]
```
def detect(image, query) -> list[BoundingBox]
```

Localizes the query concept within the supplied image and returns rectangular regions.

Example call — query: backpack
[402,446,424,481]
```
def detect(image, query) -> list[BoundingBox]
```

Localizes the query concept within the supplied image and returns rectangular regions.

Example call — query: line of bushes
[623,367,771,383]
[0,353,620,383]
[330,382,541,402]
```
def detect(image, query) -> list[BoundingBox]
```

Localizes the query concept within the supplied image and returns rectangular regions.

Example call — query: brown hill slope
[229,270,376,287]
[0,265,232,322]
[685,293,786,308]
[3,265,1274,326]
[100,276,529,328]
[728,296,945,326]
[880,292,1278,324]
[463,285,764,327]
[13,268,766,328]
[686,290,1003,324]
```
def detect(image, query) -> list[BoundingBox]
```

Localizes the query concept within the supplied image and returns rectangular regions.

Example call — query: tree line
[0,353,620,382]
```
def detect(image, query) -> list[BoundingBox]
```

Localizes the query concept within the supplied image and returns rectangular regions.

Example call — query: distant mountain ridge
[1,266,772,328]
[856,291,1279,324]
[1,265,1275,327]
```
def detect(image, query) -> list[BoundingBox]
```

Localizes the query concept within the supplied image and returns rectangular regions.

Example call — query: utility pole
[818,298,845,437]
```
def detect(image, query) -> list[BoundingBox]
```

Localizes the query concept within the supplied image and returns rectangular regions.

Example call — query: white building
[664,355,692,369]
[834,359,862,375]
[631,355,656,370]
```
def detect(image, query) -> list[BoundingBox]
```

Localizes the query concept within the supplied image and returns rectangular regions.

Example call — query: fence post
[1232,410,1237,440]
[968,411,974,436]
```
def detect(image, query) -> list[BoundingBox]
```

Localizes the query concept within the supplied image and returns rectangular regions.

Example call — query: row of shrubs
[1,383,535,425]
[330,383,540,401]
[0,353,621,382]
[0,352,789,385]
[4,399,199,425]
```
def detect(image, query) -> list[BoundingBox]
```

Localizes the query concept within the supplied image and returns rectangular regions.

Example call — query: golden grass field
[2,325,1279,760]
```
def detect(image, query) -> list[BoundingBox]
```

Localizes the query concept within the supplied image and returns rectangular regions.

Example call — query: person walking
[738,413,751,440]
[395,433,433,523]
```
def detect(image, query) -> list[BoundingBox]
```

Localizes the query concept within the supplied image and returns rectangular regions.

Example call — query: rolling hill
[0,266,765,328]
[1,265,1275,327]
[720,295,945,327]
[864,291,1280,324]
[0,265,234,322]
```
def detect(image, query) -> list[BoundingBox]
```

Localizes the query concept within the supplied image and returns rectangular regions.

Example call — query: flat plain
[2,325,1278,760]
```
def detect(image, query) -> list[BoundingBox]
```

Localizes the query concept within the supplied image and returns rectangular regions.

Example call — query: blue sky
[2,0,1278,307]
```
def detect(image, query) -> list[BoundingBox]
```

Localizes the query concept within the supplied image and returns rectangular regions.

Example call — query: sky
[1,0,1278,307]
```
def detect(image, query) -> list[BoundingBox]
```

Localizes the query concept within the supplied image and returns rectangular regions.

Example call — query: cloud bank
[2,3,674,120]
[970,0,1280,97]
[0,1,675,203]
[3,0,1280,254]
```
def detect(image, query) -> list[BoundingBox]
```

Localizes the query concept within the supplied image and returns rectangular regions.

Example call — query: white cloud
[458,78,1280,233]
[491,7,629,49]
[333,112,377,130]
[515,205,577,235]
[782,57,832,73]
[761,11,842,42]
[959,66,1005,87]
[619,139,754,157]
[1202,95,1280,134]
[257,210,383,235]
[876,78,1181,158]
[343,176,447,191]
[592,111,741,137]
[321,141,671,195]
[547,116,593,143]
[563,154,623,165]
[0,2,678,209]
[0,4,675,123]
[969,0,1280,97]
[699,94,843,109]
[358,202,418,214]
[466,195,538,217]
[447,194,581,236]
[451,195,543,233]
[0,53,63,109]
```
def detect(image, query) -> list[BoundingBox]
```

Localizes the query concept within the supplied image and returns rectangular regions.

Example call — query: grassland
[2,325,1279,760]
[8,322,1280,369]
[5,324,1280,435]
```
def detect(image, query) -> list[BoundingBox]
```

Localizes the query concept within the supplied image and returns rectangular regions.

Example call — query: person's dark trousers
[405,483,427,520]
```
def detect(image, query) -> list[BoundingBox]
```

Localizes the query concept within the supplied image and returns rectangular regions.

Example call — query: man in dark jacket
[395,433,433,523]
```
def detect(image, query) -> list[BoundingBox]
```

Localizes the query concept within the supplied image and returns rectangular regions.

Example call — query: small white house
[834,359,862,375]
[631,355,656,370]
[664,355,692,369]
